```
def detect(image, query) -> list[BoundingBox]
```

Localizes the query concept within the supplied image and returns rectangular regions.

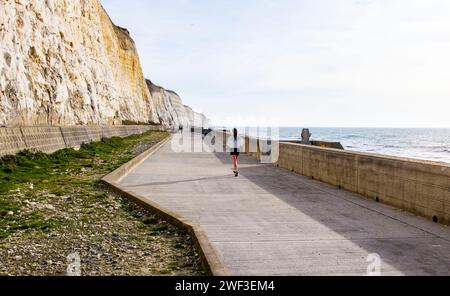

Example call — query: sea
[239,127,450,164]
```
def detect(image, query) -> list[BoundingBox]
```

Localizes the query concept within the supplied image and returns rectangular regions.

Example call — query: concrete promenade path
[120,134,450,275]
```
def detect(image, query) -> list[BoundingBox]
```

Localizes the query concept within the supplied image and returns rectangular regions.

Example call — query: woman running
[229,128,241,177]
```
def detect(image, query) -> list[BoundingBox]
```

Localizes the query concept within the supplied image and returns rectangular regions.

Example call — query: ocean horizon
[234,127,450,164]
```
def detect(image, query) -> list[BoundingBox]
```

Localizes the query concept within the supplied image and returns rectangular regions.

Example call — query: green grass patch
[0,211,60,239]
[149,223,169,233]
[142,216,158,225]
[0,131,168,239]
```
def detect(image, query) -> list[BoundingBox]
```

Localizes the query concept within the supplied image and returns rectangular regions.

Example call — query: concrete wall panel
[276,142,450,225]
[20,127,66,153]
[0,128,27,156]
[126,126,140,136]
[101,126,118,138]
[116,126,128,137]
[1,125,162,158]
[60,126,90,148]
[86,126,103,142]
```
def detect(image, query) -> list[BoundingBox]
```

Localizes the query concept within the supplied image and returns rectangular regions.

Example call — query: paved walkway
[120,135,450,275]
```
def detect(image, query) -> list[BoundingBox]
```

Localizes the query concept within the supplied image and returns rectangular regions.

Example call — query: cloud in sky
[101,0,450,127]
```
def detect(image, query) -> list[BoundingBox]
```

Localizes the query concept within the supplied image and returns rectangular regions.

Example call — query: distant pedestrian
[228,128,242,177]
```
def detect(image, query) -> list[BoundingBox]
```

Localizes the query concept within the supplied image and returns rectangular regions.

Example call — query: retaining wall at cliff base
[0,125,166,156]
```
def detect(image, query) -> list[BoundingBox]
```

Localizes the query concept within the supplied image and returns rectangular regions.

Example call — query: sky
[101,0,450,128]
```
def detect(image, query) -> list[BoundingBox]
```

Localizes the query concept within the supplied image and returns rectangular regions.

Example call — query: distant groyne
[215,130,450,226]
[0,125,166,157]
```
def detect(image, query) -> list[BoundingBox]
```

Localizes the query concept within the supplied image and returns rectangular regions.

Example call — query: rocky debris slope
[0,0,209,129]
[0,131,204,275]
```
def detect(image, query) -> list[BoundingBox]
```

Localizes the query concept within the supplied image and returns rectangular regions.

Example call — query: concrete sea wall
[233,132,450,226]
[0,125,166,156]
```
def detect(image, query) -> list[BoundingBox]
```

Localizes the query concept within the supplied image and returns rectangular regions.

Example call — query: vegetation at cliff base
[0,131,204,275]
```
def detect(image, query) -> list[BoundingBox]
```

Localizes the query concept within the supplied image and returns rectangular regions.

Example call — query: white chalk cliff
[146,80,210,130]
[0,0,209,129]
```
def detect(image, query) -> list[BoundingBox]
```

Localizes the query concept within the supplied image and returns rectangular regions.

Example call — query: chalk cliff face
[183,104,211,130]
[146,80,211,130]
[0,0,208,128]
[146,80,186,129]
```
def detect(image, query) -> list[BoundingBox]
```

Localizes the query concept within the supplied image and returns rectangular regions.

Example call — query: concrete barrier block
[413,163,450,189]
[116,126,128,137]
[135,126,144,134]
[0,128,27,156]
[279,144,295,172]
[20,127,66,153]
[86,126,103,142]
[148,125,165,132]
[126,126,140,136]
[60,126,90,148]
[444,202,450,224]
[101,126,118,138]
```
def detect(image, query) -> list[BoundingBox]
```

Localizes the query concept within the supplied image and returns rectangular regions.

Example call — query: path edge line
[101,133,230,276]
